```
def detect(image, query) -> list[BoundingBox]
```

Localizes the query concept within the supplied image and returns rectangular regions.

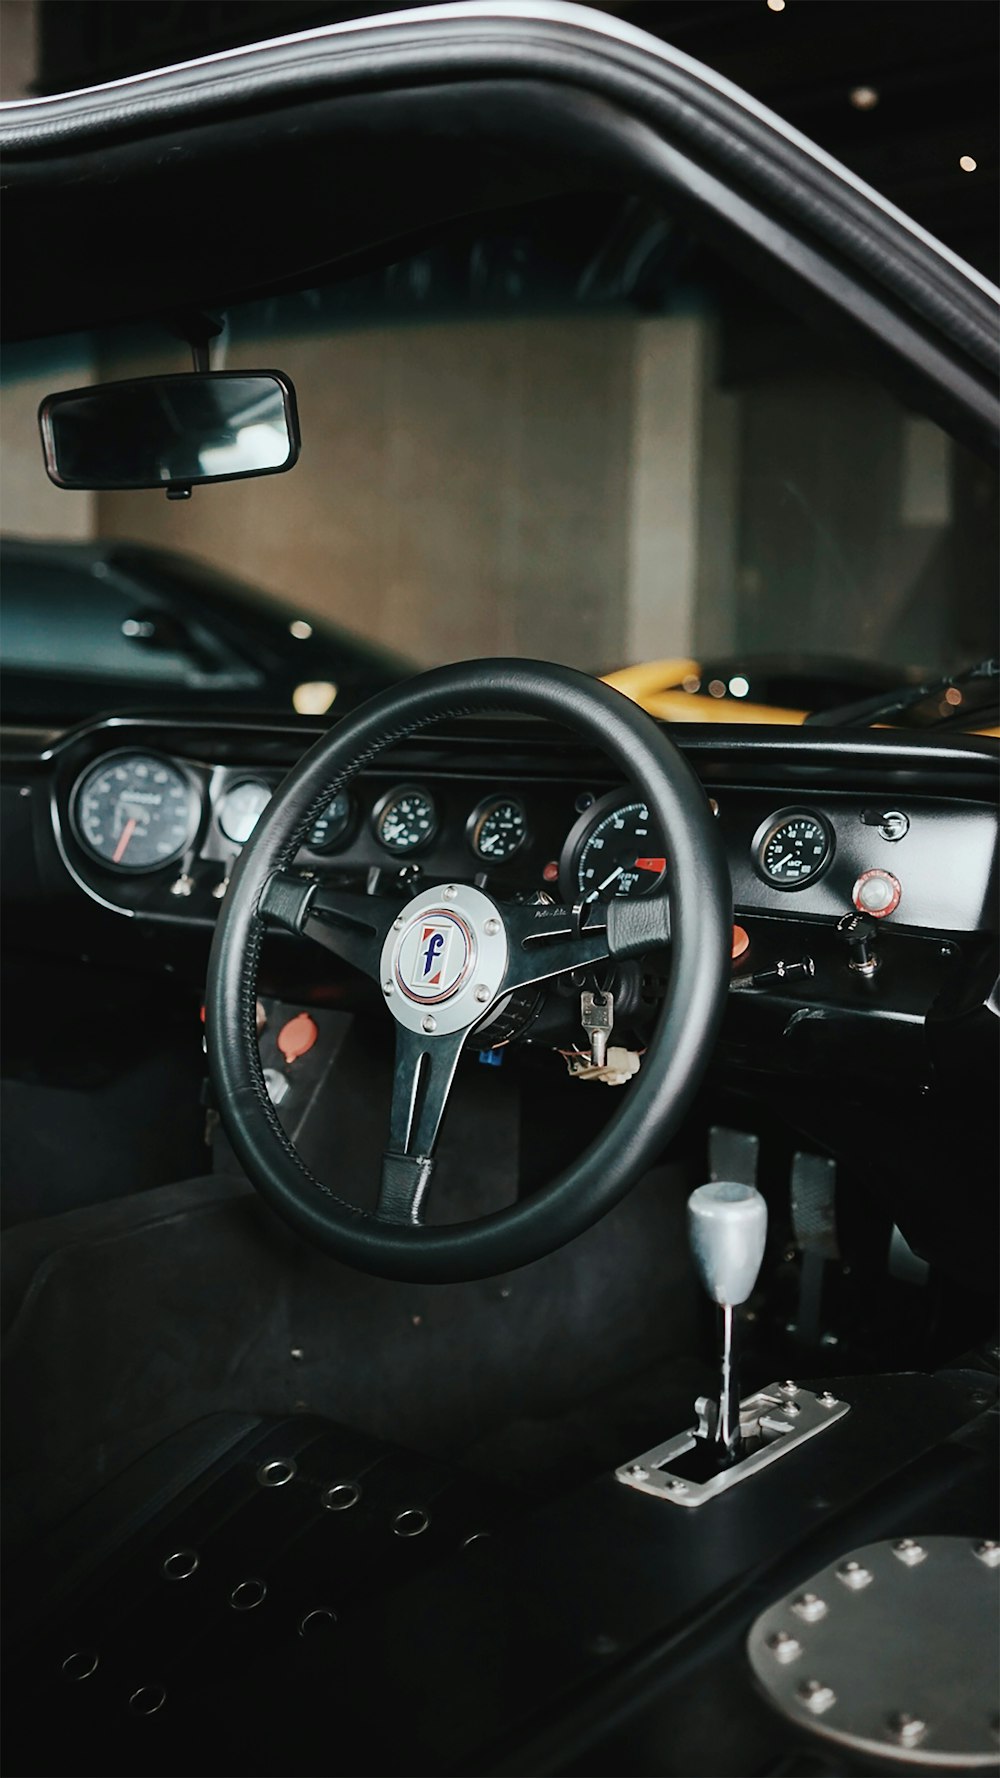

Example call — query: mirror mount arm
[165,307,226,374]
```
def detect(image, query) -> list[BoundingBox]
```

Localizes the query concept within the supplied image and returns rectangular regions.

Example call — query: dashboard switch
[852,868,901,918]
[838,912,879,977]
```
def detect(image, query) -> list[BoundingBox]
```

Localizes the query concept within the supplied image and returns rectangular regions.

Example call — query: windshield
[2,195,997,727]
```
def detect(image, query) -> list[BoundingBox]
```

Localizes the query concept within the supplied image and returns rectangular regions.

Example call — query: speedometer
[562,792,667,903]
[72,753,200,872]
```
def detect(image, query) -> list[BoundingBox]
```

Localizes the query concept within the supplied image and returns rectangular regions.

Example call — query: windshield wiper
[803,658,998,728]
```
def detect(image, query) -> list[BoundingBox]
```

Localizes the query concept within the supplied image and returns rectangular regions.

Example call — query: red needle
[112,815,137,864]
[634,856,666,873]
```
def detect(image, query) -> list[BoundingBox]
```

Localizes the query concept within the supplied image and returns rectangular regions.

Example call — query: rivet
[392,1506,430,1538]
[484,917,501,936]
[797,1679,836,1716]
[626,1464,649,1481]
[161,1548,199,1580]
[393,916,404,930]
[783,1402,801,1418]
[792,1593,828,1623]
[779,1380,799,1398]
[818,1390,838,1408]
[474,984,491,1004]
[62,1650,99,1681]
[257,1458,296,1488]
[421,1013,437,1032]
[887,1711,928,1747]
[664,1477,689,1494]
[837,1560,873,1590]
[129,1683,166,1716]
[893,1537,927,1566]
[443,885,458,901]
[322,1481,361,1512]
[974,1540,1000,1567]
[383,980,394,995]
[767,1630,802,1664]
[229,1578,267,1611]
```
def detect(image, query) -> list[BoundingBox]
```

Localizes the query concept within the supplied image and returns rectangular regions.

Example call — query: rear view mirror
[39,371,300,498]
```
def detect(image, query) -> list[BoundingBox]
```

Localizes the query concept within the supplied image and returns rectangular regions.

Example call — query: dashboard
[2,711,997,1093]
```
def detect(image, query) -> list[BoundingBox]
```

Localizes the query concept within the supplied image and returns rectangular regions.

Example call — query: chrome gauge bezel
[558,787,666,906]
[752,806,835,890]
[371,784,439,856]
[70,748,203,875]
[217,778,274,846]
[466,794,528,864]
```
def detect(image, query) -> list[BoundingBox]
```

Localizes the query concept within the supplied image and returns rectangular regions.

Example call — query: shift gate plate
[615,1382,848,1507]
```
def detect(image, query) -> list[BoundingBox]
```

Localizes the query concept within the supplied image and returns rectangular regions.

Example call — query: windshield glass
[2,195,997,726]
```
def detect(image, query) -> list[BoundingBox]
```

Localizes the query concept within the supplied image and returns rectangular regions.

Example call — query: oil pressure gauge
[754,808,833,888]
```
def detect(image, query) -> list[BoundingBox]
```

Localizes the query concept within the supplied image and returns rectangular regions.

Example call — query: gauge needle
[112,816,137,864]
[634,856,666,873]
[587,865,624,901]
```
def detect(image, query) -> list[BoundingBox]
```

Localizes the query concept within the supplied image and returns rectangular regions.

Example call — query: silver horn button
[381,884,509,1036]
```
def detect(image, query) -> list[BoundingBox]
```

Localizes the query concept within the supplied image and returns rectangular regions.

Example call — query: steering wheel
[206,660,731,1282]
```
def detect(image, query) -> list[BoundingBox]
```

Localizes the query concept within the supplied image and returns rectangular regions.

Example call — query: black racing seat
[2,1410,511,1777]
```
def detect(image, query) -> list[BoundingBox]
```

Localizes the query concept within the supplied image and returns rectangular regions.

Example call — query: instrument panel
[48,729,998,939]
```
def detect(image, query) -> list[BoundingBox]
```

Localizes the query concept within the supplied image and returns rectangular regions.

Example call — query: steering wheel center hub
[382,883,509,1034]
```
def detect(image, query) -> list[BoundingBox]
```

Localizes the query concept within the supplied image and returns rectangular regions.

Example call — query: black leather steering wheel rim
[206,659,731,1282]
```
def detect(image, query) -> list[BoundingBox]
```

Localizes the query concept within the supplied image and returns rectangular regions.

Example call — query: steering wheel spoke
[499,892,670,994]
[378,1025,467,1224]
[259,872,392,979]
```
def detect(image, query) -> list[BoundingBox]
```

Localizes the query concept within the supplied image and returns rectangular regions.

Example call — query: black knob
[837,912,879,977]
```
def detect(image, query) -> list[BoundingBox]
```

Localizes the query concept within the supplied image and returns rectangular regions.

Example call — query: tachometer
[72,753,200,872]
[562,792,667,903]
[373,785,437,854]
[754,809,833,887]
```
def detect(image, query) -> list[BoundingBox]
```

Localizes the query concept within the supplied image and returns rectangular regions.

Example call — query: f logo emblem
[422,928,446,983]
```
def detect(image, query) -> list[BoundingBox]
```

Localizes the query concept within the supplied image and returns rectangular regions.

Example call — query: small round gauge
[565,793,667,903]
[468,796,527,863]
[72,752,200,872]
[755,809,834,888]
[373,786,437,854]
[307,790,354,852]
[218,780,272,846]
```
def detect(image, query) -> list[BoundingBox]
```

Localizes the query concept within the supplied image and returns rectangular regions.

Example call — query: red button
[731,924,750,960]
[277,1012,319,1064]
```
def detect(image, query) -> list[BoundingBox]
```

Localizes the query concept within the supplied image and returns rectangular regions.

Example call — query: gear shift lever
[688,1181,768,1465]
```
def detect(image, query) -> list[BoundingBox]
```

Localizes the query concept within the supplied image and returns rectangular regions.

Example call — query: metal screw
[421,1013,437,1033]
[383,980,394,996]
[290,1347,304,1362]
[474,984,491,1004]
[779,1380,799,1398]
[797,1679,836,1716]
[974,1540,1000,1568]
[443,885,458,901]
[893,1537,927,1566]
[393,916,404,930]
[818,1390,838,1408]
[783,1402,801,1418]
[837,1559,873,1590]
[792,1593,828,1623]
[664,1478,689,1494]
[484,917,501,936]
[626,1464,649,1481]
[767,1630,802,1664]
[887,1711,927,1748]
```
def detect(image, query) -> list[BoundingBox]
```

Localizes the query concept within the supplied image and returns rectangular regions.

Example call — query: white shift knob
[688,1181,768,1307]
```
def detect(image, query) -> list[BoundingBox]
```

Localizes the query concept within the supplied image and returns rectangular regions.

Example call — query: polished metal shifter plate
[747,1536,1000,1767]
[615,1382,848,1507]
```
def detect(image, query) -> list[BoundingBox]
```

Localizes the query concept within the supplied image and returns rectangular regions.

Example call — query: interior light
[728,676,750,698]
[708,679,727,699]
[289,618,313,640]
[766,0,786,11]
[292,680,338,715]
[959,155,977,173]
[849,86,879,111]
